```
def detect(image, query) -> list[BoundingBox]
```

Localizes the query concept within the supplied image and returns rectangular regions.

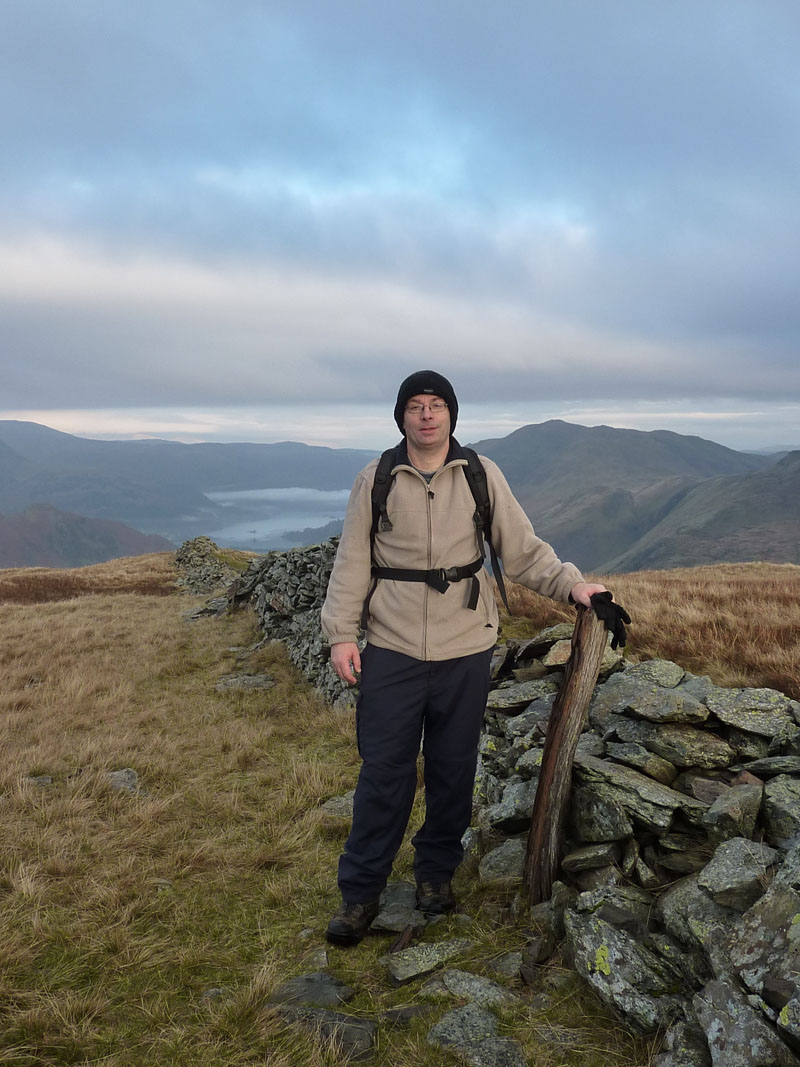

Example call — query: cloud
[1,1,799,424]
[2,236,797,413]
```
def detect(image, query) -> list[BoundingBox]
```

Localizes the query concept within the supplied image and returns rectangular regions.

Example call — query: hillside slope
[470,421,786,572]
[0,504,174,567]
[602,450,800,571]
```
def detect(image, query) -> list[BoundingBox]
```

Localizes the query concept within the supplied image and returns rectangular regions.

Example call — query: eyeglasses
[405,400,448,415]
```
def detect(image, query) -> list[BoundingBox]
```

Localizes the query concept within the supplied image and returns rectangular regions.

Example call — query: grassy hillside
[1,553,797,1064]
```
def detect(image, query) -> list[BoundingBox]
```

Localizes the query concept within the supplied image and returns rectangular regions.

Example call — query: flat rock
[777,996,800,1046]
[697,838,778,912]
[271,1005,377,1061]
[575,753,706,829]
[319,789,355,818]
[485,679,557,712]
[478,838,526,885]
[419,968,517,1006]
[519,623,575,656]
[490,644,516,680]
[269,971,355,1008]
[562,842,619,872]
[215,672,275,692]
[624,689,709,725]
[611,720,736,770]
[427,1003,527,1067]
[569,780,634,841]
[704,686,796,738]
[528,881,576,941]
[381,938,474,984]
[478,777,537,833]
[605,741,678,784]
[657,839,714,876]
[653,1019,713,1067]
[775,842,800,889]
[726,728,770,760]
[575,865,622,891]
[371,894,427,934]
[727,881,800,998]
[486,951,523,979]
[545,636,621,673]
[499,697,553,740]
[522,932,558,968]
[693,979,797,1066]
[762,775,800,847]
[701,784,762,842]
[512,662,547,681]
[672,772,731,805]
[564,911,684,1033]
[742,756,800,776]
[514,747,544,778]
[574,883,654,937]
[655,874,735,949]
[626,659,686,688]
[542,638,572,666]
[107,768,140,794]
[576,731,606,758]
[589,674,660,732]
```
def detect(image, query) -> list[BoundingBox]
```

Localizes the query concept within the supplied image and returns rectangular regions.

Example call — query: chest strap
[361,558,483,629]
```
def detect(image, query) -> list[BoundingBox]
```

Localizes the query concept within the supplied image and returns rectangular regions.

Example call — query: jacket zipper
[423,474,433,660]
[395,460,466,660]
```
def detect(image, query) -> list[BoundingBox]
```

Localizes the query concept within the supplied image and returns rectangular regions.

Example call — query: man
[320,370,613,946]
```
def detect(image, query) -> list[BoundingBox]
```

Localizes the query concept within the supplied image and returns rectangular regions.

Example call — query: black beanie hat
[394,370,458,435]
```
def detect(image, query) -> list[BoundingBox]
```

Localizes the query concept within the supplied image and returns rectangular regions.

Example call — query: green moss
[594,945,612,976]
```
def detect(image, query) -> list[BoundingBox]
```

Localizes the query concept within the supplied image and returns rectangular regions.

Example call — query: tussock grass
[500,561,800,700]
[0,560,660,1065]
[0,552,178,603]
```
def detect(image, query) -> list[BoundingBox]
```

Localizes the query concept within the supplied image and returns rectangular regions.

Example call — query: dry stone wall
[218,538,800,1065]
[225,539,353,707]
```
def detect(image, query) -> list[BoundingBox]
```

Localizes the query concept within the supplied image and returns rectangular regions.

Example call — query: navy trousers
[337,643,493,903]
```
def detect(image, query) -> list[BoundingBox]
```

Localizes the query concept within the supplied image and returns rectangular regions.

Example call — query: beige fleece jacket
[320,446,584,661]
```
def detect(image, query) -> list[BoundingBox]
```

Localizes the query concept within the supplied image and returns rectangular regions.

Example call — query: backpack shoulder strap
[461,448,511,614]
[370,447,398,552]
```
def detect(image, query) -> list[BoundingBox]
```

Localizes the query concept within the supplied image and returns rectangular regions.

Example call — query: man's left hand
[569,581,608,607]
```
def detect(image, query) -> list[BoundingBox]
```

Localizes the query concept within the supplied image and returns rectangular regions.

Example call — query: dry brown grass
[498,561,800,700]
[0,565,658,1066]
[0,552,178,603]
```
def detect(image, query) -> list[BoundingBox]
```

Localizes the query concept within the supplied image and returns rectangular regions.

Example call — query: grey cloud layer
[1,0,799,409]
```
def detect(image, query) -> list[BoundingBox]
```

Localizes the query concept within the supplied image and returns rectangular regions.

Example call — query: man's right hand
[330,642,362,685]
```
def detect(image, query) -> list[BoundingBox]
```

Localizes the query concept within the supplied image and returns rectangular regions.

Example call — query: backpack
[359,444,510,628]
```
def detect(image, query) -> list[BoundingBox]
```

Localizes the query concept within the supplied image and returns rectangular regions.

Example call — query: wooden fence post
[522,605,609,906]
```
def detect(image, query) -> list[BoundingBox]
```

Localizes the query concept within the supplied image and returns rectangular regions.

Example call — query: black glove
[589,591,631,650]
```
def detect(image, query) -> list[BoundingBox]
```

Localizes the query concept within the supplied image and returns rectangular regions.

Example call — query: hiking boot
[416,881,456,915]
[325,900,380,946]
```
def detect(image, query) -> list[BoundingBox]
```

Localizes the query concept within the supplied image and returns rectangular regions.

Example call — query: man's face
[403,393,451,453]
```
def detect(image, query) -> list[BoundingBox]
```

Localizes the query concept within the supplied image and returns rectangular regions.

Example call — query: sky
[1,0,799,452]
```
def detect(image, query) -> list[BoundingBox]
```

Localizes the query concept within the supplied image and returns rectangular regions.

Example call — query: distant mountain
[0,420,376,541]
[0,417,794,573]
[601,451,800,572]
[469,421,785,573]
[0,421,375,492]
[0,504,174,568]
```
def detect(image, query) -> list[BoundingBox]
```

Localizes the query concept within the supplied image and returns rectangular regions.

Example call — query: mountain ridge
[0,418,795,572]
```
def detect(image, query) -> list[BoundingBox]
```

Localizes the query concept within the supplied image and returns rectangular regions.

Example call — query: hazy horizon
[2,406,798,456]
